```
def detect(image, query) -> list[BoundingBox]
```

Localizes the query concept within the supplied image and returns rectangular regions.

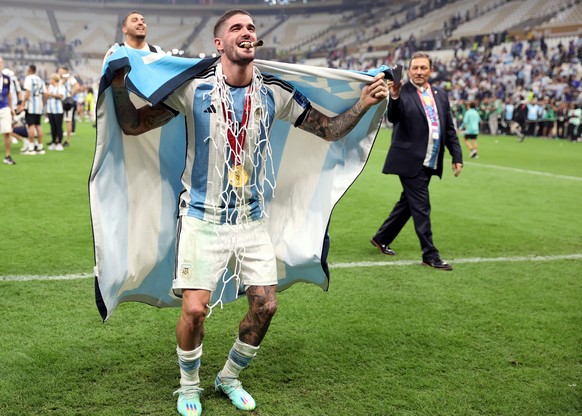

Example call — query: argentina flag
[90,47,388,320]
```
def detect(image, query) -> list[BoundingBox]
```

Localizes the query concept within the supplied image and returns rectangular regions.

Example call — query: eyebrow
[230,22,255,31]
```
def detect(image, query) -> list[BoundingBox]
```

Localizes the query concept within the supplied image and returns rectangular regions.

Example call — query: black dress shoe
[370,238,396,255]
[422,258,453,270]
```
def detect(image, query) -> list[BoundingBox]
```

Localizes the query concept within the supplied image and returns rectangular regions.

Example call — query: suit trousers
[374,167,439,260]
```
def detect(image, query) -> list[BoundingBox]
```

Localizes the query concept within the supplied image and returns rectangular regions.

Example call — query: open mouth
[239,41,253,49]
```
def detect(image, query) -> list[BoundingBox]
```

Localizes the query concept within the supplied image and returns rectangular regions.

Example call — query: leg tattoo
[239,285,278,346]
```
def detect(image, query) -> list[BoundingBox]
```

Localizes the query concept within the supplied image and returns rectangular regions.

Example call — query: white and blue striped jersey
[46,83,66,114]
[62,75,78,99]
[23,74,46,115]
[164,64,311,224]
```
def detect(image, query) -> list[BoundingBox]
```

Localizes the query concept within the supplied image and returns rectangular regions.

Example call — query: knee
[253,297,278,320]
[182,301,208,327]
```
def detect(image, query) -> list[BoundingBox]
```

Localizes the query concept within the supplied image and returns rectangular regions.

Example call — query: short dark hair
[213,9,252,38]
[409,52,432,69]
[29,64,37,73]
[123,11,143,28]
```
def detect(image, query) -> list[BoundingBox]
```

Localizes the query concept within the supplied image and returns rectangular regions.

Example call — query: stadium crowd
[3,24,582,166]
[330,34,582,141]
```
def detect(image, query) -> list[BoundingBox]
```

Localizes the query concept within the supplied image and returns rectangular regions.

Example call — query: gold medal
[228,165,249,188]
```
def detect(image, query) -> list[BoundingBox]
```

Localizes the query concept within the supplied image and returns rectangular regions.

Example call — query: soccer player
[103,10,163,63]
[109,9,387,416]
[18,64,46,155]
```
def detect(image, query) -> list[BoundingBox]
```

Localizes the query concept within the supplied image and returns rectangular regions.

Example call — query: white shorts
[63,108,74,122]
[173,216,278,295]
[0,107,12,134]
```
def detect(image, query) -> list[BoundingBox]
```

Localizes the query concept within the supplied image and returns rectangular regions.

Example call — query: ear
[214,38,223,54]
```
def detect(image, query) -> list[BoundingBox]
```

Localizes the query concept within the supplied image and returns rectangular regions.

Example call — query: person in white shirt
[103,10,163,63]
[57,66,80,147]
[17,64,47,155]
[102,11,164,114]
[109,9,387,416]
[45,73,66,151]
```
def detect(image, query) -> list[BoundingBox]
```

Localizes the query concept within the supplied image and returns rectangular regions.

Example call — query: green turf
[0,123,580,415]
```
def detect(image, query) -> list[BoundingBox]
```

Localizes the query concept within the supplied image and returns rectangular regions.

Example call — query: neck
[125,37,146,50]
[220,59,253,87]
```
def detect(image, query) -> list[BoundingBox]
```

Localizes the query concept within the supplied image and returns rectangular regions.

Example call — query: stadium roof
[0,0,398,15]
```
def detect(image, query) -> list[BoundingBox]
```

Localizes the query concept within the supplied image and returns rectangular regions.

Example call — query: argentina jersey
[164,64,310,225]
[46,84,65,114]
[24,75,46,115]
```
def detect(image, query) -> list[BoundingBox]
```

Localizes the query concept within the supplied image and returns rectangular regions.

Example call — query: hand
[452,163,463,177]
[360,72,388,108]
[388,79,402,100]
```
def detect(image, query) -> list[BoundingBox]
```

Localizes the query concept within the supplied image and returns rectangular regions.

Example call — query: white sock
[219,339,259,380]
[177,344,202,388]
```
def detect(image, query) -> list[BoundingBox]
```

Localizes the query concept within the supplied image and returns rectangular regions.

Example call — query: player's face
[123,13,147,40]
[408,57,432,88]
[215,14,256,65]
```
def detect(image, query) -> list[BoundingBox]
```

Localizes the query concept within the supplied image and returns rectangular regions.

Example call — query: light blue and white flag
[90,48,388,320]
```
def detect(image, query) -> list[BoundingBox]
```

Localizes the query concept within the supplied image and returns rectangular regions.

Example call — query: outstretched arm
[110,69,175,135]
[298,72,388,142]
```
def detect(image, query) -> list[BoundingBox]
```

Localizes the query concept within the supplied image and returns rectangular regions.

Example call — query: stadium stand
[0,0,579,142]
[450,0,575,40]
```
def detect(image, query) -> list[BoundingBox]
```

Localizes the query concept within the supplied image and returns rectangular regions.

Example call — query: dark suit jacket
[383,81,463,178]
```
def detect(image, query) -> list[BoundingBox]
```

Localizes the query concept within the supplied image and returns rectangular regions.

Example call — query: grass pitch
[0,121,580,415]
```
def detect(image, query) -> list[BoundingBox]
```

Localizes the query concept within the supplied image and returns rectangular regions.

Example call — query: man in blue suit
[371,52,463,270]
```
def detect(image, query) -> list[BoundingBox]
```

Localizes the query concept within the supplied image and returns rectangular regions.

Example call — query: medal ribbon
[222,91,252,166]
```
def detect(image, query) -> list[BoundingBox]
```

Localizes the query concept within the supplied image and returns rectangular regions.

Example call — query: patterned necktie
[419,88,440,169]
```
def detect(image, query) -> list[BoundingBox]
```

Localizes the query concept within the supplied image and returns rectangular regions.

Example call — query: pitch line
[1,255,581,282]
[0,273,93,282]
[465,162,582,181]
[330,254,582,269]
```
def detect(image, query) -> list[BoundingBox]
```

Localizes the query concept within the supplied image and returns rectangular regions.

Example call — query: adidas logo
[204,105,216,113]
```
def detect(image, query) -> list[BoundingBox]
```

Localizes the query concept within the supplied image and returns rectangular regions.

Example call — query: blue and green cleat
[214,375,256,411]
[174,385,203,416]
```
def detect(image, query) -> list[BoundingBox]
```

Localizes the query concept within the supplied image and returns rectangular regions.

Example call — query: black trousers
[374,167,439,260]
[47,113,64,144]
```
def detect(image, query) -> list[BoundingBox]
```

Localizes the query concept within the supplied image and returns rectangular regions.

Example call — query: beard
[224,43,254,65]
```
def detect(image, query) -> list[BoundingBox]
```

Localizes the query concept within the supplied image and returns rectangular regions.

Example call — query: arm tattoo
[111,83,174,135]
[144,105,175,131]
[300,100,368,141]
[111,84,141,134]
